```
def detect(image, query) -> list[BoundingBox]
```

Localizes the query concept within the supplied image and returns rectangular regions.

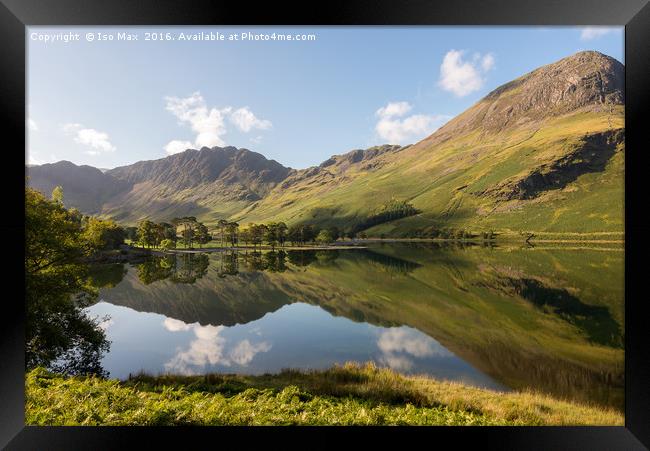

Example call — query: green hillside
[235,51,624,237]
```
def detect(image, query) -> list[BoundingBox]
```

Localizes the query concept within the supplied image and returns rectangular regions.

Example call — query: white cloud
[380,354,415,372]
[164,140,194,155]
[165,92,231,148]
[230,107,272,132]
[481,53,495,71]
[27,118,38,131]
[377,327,451,372]
[230,339,272,366]
[580,27,618,41]
[250,135,263,145]
[62,123,82,134]
[26,151,58,166]
[376,101,412,119]
[62,123,116,154]
[165,324,228,375]
[163,317,192,332]
[164,92,272,155]
[164,319,272,375]
[26,152,43,165]
[375,101,449,144]
[378,328,444,358]
[438,50,495,97]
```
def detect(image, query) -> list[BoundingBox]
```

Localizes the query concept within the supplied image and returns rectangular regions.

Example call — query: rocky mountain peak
[427,51,624,141]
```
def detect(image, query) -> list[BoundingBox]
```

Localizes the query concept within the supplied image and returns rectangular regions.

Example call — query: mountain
[28,146,292,224]
[26,51,625,236]
[26,161,130,213]
[101,146,292,224]
[238,51,625,236]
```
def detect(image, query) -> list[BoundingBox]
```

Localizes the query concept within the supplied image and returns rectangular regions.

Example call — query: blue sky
[27,26,623,170]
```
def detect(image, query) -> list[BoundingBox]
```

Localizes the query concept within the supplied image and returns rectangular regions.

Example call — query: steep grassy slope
[236,51,624,236]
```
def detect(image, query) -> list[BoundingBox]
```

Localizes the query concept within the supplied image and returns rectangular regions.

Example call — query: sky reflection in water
[87,300,506,391]
[83,244,624,408]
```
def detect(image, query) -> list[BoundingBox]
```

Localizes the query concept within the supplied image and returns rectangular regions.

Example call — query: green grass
[26,363,623,426]
[231,109,623,237]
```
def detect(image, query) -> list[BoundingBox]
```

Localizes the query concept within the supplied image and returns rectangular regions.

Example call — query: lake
[85,242,624,409]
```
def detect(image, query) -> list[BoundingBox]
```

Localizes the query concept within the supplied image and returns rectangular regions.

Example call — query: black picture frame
[3,0,649,448]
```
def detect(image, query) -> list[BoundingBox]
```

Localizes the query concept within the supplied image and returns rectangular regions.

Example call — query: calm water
[85,243,624,408]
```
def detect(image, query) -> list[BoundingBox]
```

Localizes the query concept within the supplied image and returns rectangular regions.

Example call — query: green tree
[51,185,64,205]
[172,217,200,248]
[316,229,334,244]
[156,222,177,245]
[68,207,83,225]
[83,218,125,251]
[276,222,288,247]
[288,224,302,246]
[264,222,280,250]
[216,219,228,246]
[26,187,109,375]
[181,225,194,248]
[225,222,239,247]
[136,220,157,249]
[301,224,317,245]
[160,239,175,250]
[327,226,340,242]
[239,226,251,247]
[124,226,138,242]
[195,222,211,246]
[250,223,267,249]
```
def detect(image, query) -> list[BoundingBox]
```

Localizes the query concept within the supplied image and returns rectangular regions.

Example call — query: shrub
[160,239,175,250]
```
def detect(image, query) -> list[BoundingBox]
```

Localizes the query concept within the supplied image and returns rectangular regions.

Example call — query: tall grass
[26,363,623,426]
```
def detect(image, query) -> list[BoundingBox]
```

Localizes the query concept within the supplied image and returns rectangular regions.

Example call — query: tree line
[239,222,345,249]
[128,218,350,250]
[128,217,211,250]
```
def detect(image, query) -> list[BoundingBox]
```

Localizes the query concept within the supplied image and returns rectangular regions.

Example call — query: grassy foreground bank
[26,363,623,426]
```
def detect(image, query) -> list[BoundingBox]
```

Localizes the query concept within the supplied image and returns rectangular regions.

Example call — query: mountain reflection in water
[86,243,624,409]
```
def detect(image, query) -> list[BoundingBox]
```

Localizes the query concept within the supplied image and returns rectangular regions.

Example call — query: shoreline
[127,236,624,255]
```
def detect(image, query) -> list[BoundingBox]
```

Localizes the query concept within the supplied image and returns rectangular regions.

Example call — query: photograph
[23,25,628,427]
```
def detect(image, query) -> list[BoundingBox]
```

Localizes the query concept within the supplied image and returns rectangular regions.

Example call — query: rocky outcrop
[476,128,624,201]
